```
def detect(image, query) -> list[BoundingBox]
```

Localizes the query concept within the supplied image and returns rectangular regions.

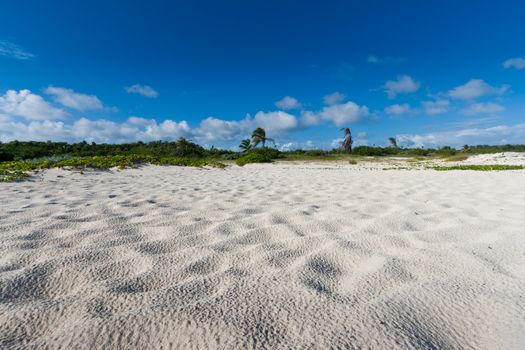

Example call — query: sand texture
[1,164,524,349]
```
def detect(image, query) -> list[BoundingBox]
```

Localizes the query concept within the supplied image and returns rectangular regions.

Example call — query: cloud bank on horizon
[1,1,524,149]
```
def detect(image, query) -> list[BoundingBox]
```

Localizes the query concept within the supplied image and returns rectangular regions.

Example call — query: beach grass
[433,164,525,171]
[0,155,226,182]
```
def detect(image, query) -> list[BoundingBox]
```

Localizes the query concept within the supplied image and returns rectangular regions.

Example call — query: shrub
[304,149,328,157]
[348,159,357,165]
[235,152,272,166]
[403,148,430,156]
[0,155,226,182]
[433,164,525,171]
[435,146,457,157]
[248,147,281,159]
[352,146,397,156]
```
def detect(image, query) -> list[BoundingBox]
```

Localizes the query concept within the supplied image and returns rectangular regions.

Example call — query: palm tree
[239,139,252,152]
[251,128,275,147]
[388,137,398,148]
[340,128,353,153]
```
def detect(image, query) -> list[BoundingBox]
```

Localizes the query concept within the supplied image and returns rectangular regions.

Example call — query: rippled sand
[1,164,524,349]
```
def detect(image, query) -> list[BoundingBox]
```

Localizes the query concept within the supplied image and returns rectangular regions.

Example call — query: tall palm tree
[388,137,398,148]
[239,139,252,152]
[340,128,353,153]
[251,128,275,147]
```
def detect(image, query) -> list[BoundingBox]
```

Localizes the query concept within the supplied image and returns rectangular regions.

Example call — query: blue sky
[1,0,524,149]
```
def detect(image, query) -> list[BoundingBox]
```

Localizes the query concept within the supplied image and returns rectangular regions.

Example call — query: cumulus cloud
[193,111,300,143]
[422,99,450,115]
[299,110,319,126]
[323,92,346,106]
[448,79,509,100]
[383,75,420,99]
[0,108,301,144]
[0,41,34,60]
[461,102,505,115]
[193,117,246,142]
[502,57,525,70]
[0,89,69,120]
[319,101,370,126]
[384,103,410,116]
[252,111,298,133]
[0,115,192,144]
[44,86,104,111]
[278,140,315,151]
[396,123,525,148]
[125,84,159,98]
[275,96,302,110]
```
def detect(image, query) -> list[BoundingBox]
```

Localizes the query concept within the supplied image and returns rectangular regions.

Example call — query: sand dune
[1,164,524,349]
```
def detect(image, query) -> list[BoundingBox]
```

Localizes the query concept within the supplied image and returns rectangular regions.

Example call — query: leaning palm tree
[251,128,275,147]
[388,137,398,148]
[239,139,252,152]
[340,127,353,153]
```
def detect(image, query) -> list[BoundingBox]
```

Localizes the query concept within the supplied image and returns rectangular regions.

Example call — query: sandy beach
[1,162,524,349]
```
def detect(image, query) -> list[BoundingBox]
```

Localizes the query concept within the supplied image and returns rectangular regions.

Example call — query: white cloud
[278,140,315,151]
[502,57,525,70]
[44,86,104,111]
[0,41,34,60]
[127,116,153,126]
[330,138,344,149]
[384,103,410,116]
[383,75,420,99]
[299,110,320,126]
[275,96,302,110]
[125,84,159,98]
[461,102,505,115]
[396,123,525,148]
[422,99,450,115]
[252,111,298,133]
[448,79,509,100]
[0,115,191,144]
[323,92,346,106]
[0,89,69,120]
[194,116,246,142]
[319,101,370,126]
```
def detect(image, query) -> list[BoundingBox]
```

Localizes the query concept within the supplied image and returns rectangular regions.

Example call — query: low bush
[235,152,272,166]
[433,164,525,171]
[304,149,329,157]
[352,146,397,156]
[0,155,225,182]
[248,147,281,159]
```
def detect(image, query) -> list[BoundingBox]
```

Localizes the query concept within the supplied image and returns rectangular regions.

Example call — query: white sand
[1,164,524,349]
[463,152,525,165]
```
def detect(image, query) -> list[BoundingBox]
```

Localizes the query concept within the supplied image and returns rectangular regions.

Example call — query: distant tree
[340,128,353,153]
[239,139,252,152]
[251,128,275,147]
[388,137,398,148]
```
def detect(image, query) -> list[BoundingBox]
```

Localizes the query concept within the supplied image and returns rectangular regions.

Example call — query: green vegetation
[433,164,525,171]
[235,147,280,166]
[0,138,233,162]
[388,137,398,149]
[0,155,225,182]
[251,128,275,148]
[1,135,525,181]
[239,139,252,152]
[236,152,273,166]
